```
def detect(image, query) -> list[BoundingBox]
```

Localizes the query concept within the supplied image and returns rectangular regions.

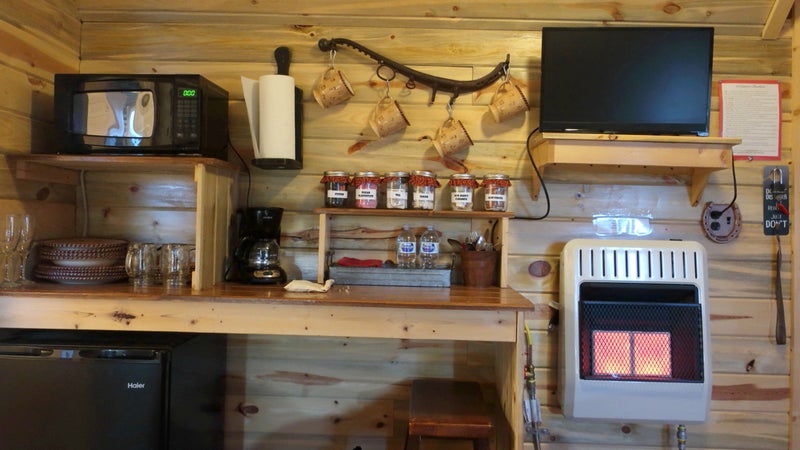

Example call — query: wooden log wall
[1,1,795,449]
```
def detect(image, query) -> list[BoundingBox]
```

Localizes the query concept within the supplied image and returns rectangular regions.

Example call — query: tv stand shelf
[529,133,741,206]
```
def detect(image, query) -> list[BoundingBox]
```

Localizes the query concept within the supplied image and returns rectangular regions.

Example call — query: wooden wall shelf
[9,154,241,290]
[529,133,741,206]
[314,208,514,287]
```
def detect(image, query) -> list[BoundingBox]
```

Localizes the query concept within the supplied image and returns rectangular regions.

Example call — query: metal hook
[376,64,396,82]
[329,49,337,68]
[446,100,455,119]
[502,64,511,82]
[376,64,396,97]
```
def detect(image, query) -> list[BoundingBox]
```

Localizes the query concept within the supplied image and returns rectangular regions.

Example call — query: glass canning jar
[383,171,409,209]
[448,173,478,211]
[482,174,511,212]
[320,171,350,208]
[409,170,439,210]
[352,171,380,209]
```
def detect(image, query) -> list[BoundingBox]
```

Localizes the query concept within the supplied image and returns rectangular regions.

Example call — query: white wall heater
[559,239,712,423]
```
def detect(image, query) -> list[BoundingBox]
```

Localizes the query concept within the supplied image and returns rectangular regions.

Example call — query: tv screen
[539,27,714,136]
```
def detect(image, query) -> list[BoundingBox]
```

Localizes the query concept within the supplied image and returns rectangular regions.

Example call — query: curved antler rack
[318,38,510,104]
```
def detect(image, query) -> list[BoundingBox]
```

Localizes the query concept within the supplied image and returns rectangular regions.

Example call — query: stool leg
[404,433,421,450]
[474,438,490,450]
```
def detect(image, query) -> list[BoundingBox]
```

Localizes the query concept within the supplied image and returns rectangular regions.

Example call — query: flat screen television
[539,26,714,136]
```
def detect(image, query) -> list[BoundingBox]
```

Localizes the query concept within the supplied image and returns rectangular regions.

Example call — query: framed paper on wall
[719,80,781,160]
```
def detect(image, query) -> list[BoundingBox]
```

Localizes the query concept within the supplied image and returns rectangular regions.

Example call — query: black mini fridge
[0,329,226,450]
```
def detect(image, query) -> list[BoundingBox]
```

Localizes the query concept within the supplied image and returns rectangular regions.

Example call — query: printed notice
[719,80,781,160]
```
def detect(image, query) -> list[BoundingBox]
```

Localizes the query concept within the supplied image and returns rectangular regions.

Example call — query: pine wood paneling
[0,1,78,237]
[76,0,777,33]
[2,1,796,449]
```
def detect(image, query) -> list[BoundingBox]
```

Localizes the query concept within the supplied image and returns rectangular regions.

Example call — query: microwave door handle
[0,346,55,357]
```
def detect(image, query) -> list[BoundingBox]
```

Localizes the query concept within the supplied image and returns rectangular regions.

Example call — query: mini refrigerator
[0,329,226,449]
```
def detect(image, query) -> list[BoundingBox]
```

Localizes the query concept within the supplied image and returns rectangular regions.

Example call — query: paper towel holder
[251,84,302,170]
[252,46,303,170]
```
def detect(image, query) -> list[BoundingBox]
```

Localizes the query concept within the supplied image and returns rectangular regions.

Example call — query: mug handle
[370,95,394,120]
[124,248,139,277]
[490,80,511,103]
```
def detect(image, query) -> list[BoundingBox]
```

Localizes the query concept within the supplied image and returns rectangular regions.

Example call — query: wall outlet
[701,202,742,244]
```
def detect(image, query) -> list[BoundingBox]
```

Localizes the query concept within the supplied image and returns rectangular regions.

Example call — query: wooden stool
[405,379,493,450]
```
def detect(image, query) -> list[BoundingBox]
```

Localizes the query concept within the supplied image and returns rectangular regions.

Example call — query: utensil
[447,238,465,252]
[465,230,481,250]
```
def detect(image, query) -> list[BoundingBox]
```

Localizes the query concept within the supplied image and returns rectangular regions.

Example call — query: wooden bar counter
[0,282,534,449]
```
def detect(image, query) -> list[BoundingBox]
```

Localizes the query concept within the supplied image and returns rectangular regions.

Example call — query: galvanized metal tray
[328,265,451,287]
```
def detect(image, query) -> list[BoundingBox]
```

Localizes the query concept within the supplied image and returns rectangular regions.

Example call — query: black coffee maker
[232,207,287,284]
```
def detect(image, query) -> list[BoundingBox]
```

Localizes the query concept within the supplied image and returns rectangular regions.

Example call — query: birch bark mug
[313,67,355,108]
[488,80,529,122]
[433,117,473,157]
[369,96,410,138]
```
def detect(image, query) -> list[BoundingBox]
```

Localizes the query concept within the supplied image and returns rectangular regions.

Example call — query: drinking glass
[14,214,34,285]
[0,214,20,288]
[125,242,159,287]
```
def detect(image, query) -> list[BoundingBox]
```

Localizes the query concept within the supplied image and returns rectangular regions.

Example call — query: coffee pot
[232,207,287,284]
[240,237,286,284]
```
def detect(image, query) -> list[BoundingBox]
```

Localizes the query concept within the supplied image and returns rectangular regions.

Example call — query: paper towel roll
[241,75,296,160]
[257,74,295,160]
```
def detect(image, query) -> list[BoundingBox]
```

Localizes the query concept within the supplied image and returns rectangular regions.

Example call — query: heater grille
[575,247,703,282]
[579,301,704,382]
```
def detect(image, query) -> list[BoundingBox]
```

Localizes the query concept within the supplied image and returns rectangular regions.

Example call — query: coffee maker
[232,207,287,284]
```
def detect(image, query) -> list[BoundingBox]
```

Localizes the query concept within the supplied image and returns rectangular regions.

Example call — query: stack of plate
[35,238,129,285]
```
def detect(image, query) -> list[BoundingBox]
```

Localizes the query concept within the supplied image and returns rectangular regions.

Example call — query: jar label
[451,192,473,202]
[387,189,408,200]
[327,190,348,199]
[355,188,377,200]
[414,192,434,201]
[485,193,507,202]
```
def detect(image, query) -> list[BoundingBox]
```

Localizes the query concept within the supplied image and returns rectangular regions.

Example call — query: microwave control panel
[175,88,200,142]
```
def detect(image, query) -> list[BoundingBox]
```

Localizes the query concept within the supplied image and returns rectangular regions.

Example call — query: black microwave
[53,74,229,160]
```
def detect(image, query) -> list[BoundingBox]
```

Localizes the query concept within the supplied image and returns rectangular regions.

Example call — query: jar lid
[484,173,509,180]
[324,170,350,177]
[412,170,435,177]
[384,171,409,177]
[354,171,380,178]
[450,173,476,179]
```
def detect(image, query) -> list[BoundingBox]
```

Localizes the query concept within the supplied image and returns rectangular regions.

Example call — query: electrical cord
[488,127,550,245]
[711,151,738,219]
[517,127,550,221]
[227,138,252,210]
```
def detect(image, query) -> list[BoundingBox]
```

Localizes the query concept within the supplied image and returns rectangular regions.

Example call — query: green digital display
[180,88,198,98]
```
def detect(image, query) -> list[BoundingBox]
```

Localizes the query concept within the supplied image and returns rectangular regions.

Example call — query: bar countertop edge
[0,283,535,311]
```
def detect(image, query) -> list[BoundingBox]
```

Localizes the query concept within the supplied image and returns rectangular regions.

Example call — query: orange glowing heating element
[592,330,672,377]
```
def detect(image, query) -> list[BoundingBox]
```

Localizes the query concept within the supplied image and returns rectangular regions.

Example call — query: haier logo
[127,382,146,389]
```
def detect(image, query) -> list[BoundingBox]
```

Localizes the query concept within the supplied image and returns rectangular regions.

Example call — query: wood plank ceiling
[75,0,794,39]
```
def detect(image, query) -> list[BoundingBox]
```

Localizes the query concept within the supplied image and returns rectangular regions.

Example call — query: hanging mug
[433,117,473,157]
[313,67,355,109]
[369,96,410,138]
[488,80,529,122]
